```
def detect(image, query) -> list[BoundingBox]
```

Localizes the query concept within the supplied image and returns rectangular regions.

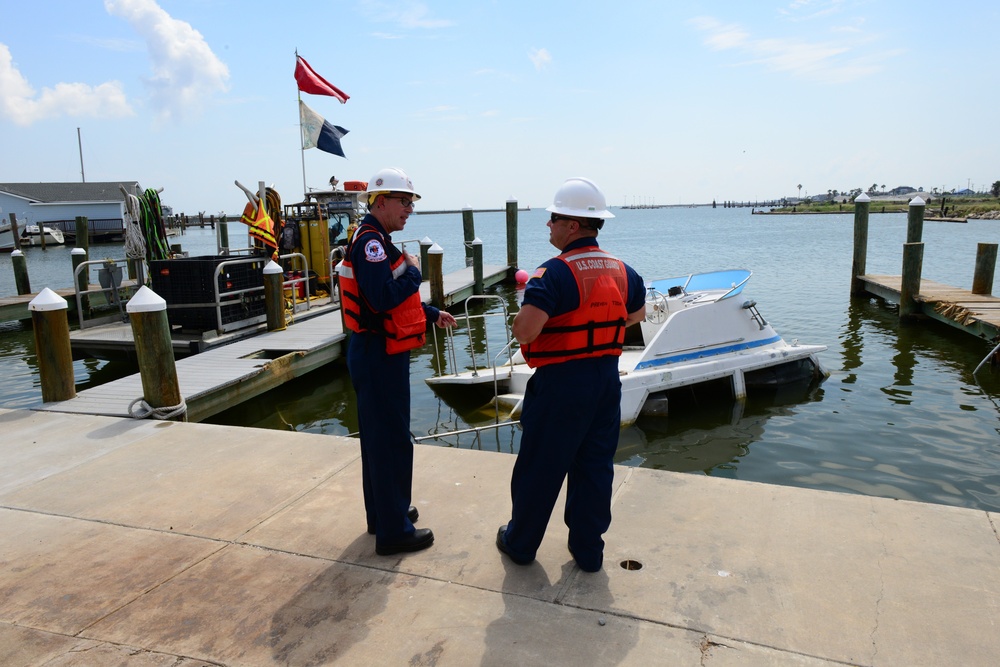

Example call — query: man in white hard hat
[338,167,456,556]
[496,177,646,572]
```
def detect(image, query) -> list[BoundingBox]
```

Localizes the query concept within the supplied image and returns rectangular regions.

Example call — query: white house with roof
[0,181,143,241]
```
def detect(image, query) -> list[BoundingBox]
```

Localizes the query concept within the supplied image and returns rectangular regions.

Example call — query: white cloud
[105,0,229,122]
[0,42,133,126]
[359,1,455,29]
[780,0,845,21]
[689,14,895,84]
[529,48,552,71]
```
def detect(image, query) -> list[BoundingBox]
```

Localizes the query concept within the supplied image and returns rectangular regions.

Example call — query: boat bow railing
[430,294,514,379]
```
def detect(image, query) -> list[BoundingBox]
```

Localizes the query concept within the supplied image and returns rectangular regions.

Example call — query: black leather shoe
[367,506,419,535]
[568,545,602,573]
[376,528,434,555]
[496,526,533,565]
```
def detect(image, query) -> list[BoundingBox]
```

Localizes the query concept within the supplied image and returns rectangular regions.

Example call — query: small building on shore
[0,181,144,241]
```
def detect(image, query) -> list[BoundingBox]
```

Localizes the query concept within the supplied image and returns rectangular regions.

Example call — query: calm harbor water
[2,206,999,512]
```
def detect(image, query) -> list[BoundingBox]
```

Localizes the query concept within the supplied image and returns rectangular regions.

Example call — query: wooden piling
[428,243,445,308]
[462,208,475,267]
[506,200,518,272]
[8,213,21,251]
[29,288,76,403]
[419,237,432,282]
[263,261,286,331]
[12,249,30,295]
[972,243,998,296]
[217,217,229,254]
[127,286,185,420]
[906,196,925,244]
[900,242,924,319]
[472,237,483,295]
[75,216,89,253]
[851,194,870,296]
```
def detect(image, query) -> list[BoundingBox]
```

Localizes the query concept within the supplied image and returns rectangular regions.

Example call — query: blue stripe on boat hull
[634,335,783,370]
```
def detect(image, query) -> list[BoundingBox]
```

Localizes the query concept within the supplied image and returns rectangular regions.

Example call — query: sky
[1,0,998,215]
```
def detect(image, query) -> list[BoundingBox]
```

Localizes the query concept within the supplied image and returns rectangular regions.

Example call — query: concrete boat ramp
[1,408,998,666]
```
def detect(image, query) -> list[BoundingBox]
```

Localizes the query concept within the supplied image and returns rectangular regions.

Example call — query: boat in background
[20,225,65,246]
[425,269,829,426]
[0,220,13,252]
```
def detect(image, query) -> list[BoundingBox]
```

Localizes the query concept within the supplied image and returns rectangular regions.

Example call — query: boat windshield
[648,269,752,300]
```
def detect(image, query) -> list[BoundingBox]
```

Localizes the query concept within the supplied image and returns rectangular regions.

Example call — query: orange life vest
[239,200,278,260]
[337,223,426,354]
[522,246,628,368]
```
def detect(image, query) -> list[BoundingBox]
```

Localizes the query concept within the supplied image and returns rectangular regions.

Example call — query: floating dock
[38,309,346,423]
[0,286,81,324]
[32,263,511,422]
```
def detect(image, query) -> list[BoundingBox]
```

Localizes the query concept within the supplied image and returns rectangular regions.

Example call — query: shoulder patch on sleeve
[530,267,546,280]
[364,239,388,262]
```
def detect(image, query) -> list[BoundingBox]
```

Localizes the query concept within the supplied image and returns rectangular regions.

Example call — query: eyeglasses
[385,195,415,209]
[549,214,576,225]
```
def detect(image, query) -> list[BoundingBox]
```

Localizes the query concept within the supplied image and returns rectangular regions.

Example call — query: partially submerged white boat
[20,225,65,246]
[425,269,828,426]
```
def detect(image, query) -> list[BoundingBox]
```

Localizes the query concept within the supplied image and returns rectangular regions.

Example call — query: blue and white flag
[299,100,348,158]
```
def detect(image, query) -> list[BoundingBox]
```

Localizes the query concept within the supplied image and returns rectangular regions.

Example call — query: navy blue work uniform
[346,213,440,542]
[502,237,645,571]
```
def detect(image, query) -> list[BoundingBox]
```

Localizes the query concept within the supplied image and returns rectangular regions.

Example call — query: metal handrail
[74,258,136,329]
[430,295,514,378]
[428,295,519,424]
[207,256,272,332]
[277,252,311,314]
[328,246,346,306]
[413,419,520,446]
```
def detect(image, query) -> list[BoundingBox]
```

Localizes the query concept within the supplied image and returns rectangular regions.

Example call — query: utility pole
[77,127,86,183]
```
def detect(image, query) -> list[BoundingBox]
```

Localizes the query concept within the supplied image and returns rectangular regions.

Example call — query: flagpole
[299,91,308,197]
[296,50,308,198]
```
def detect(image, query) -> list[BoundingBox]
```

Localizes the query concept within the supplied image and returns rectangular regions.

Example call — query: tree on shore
[991,180,1000,198]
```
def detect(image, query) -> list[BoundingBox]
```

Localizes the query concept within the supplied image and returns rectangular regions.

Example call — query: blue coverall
[346,213,440,542]
[502,237,645,571]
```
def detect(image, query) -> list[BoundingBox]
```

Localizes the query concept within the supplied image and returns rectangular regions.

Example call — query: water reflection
[619,378,824,473]
[210,360,358,436]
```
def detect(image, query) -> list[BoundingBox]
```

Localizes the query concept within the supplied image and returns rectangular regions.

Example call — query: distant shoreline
[415,207,532,215]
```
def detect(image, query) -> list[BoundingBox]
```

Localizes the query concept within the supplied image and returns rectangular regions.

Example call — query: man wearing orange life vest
[341,167,456,556]
[497,177,646,572]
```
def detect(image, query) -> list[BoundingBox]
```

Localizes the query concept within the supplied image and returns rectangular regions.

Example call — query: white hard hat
[546,177,614,219]
[366,167,421,204]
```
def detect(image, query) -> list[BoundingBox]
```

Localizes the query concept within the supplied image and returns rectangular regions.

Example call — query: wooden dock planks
[858,274,1000,340]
